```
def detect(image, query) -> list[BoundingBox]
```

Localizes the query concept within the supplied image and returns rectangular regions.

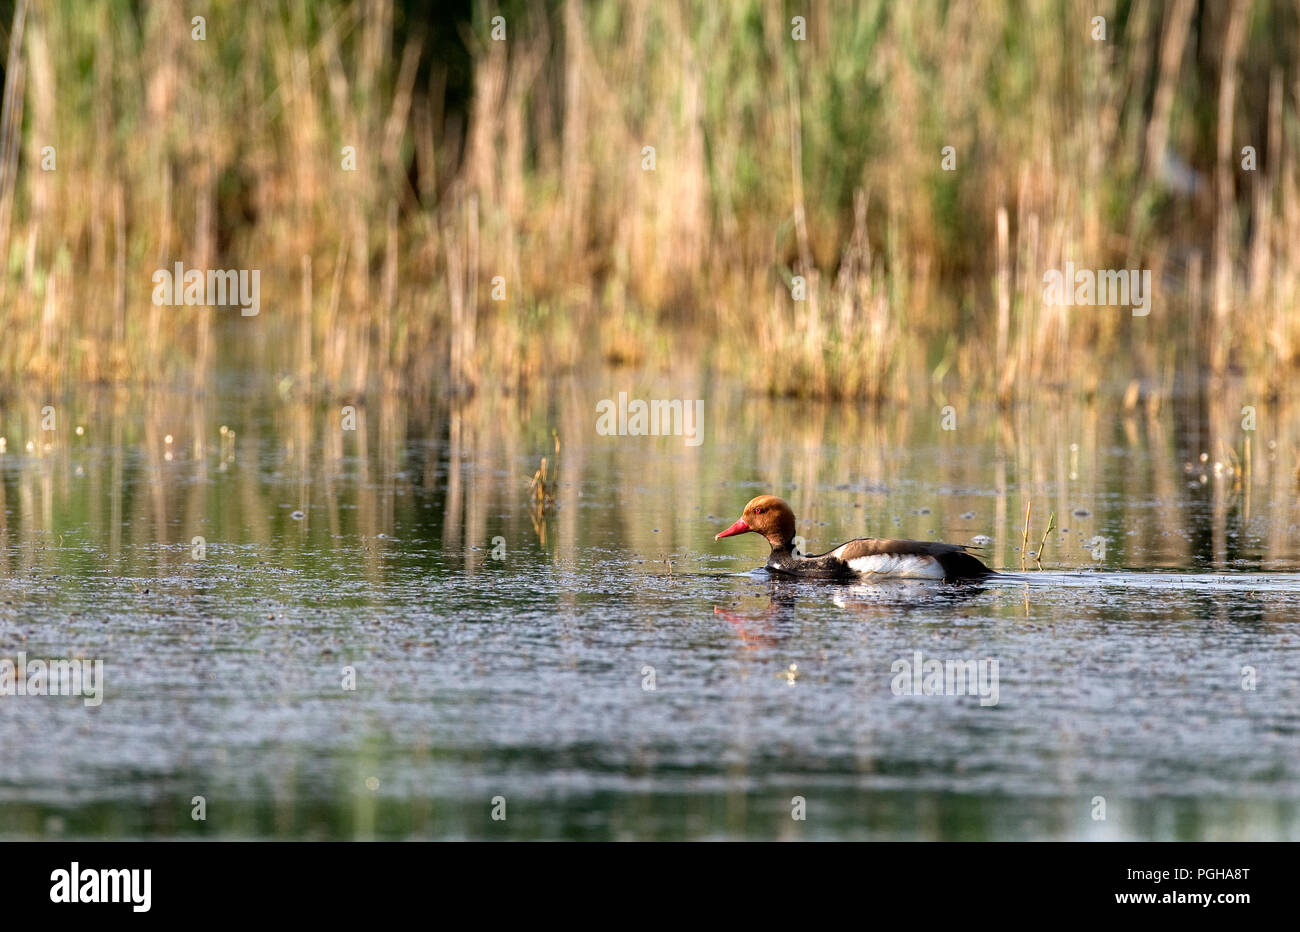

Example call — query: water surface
[2,375,1298,839]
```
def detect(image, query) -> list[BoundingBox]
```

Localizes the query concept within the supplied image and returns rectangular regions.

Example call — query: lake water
[2,372,1299,839]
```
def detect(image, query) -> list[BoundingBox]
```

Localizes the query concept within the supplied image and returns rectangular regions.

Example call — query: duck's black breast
[766,550,853,578]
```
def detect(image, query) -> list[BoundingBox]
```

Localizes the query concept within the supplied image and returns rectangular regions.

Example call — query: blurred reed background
[0,0,1298,403]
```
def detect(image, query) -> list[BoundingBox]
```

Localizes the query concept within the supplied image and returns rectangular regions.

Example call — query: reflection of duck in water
[828,580,987,611]
[716,572,985,648]
[715,495,993,582]
[714,605,782,649]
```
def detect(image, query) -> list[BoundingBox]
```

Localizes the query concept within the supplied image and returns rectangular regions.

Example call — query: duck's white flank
[829,545,947,579]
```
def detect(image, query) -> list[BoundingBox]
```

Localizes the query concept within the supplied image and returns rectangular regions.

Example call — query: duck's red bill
[715,518,750,540]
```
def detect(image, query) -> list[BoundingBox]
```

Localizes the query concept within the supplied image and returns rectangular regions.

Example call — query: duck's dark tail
[936,549,995,583]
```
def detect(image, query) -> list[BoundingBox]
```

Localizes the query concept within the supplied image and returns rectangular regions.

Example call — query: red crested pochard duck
[714,494,992,582]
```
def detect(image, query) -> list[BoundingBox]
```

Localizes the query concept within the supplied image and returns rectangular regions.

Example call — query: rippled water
[2,375,1299,839]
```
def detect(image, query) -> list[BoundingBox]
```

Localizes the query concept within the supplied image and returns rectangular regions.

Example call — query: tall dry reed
[0,0,1297,403]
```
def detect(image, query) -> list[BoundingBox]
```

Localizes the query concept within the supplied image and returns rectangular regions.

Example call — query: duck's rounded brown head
[715,495,796,549]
